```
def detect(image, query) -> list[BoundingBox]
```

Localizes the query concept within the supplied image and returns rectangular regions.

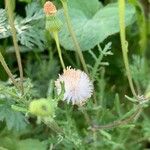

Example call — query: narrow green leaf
[114,93,122,117]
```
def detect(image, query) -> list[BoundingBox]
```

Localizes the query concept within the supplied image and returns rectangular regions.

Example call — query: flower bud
[44,1,62,32]
[44,1,57,15]
[45,15,62,32]
[29,98,55,117]
[60,0,68,3]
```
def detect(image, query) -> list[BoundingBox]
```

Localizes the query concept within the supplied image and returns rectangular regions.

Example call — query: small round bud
[29,98,55,117]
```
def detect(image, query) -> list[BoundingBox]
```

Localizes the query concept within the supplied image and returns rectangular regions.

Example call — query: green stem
[5,0,24,94]
[80,106,91,125]
[137,1,147,56]
[61,0,88,73]
[92,52,104,81]
[0,52,20,90]
[43,118,64,134]
[63,51,76,67]
[91,104,142,130]
[129,0,147,55]
[53,31,65,69]
[118,0,137,98]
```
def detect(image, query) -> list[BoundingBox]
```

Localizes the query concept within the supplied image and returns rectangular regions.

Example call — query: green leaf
[0,147,8,150]
[17,139,47,150]
[58,2,136,51]
[100,130,112,140]
[16,2,46,50]
[0,137,47,150]
[0,2,46,51]
[114,93,122,117]
[0,137,18,150]
[0,104,27,131]
[67,0,102,18]
[0,9,10,39]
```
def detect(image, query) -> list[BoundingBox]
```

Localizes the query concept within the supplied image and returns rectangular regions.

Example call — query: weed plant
[0,0,149,149]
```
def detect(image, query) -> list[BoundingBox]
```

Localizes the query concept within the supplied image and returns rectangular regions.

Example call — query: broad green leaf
[0,137,18,150]
[0,147,8,150]
[17,139,47,150]
[0,138,47,150]
[67,0,102,18]
[58,2,136,51]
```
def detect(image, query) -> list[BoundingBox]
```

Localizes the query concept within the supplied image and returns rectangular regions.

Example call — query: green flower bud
[43,1,62,32]
[45,15,63,32]
[60,0,68,3]
[29,98,55,117]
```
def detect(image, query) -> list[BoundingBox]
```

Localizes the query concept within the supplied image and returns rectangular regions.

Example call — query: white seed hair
[55,67,93,106]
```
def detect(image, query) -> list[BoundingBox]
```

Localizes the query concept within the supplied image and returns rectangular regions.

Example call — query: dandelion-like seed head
[55,67,93,106]
[44,1,57,15]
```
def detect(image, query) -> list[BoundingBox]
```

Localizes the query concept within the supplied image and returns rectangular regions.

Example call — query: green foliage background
[0,0,149,149]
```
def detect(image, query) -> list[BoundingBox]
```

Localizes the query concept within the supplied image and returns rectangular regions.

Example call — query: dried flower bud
[29,98,55,117]
[55,67,94,106]
[44,1,57,15]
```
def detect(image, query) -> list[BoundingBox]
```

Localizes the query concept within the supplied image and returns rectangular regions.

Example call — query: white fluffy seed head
[55,67,93,106]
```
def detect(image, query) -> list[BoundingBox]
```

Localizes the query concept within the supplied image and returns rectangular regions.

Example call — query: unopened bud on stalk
[29,98,55,117]
[60,0,68,3]
[44,1,62,32]
[44,1,57,15]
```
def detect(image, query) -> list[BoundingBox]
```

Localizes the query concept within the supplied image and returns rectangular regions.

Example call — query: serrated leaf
[16,2,46,50]
[0,104,27,131]
[25,2,44,21]
[0,9,10,39]
[58,2,136,51]
[0,2,46,51]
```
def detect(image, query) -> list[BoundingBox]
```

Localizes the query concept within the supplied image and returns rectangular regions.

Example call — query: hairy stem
[80,106,91,125]
[53,31,65,69]
[91,105,142,130]
[92,52,104,81]
[61,0,88,73]
[5,0,24,94]
[43,118,64,134]
[119,0,137,97]
[0,52,20,89]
